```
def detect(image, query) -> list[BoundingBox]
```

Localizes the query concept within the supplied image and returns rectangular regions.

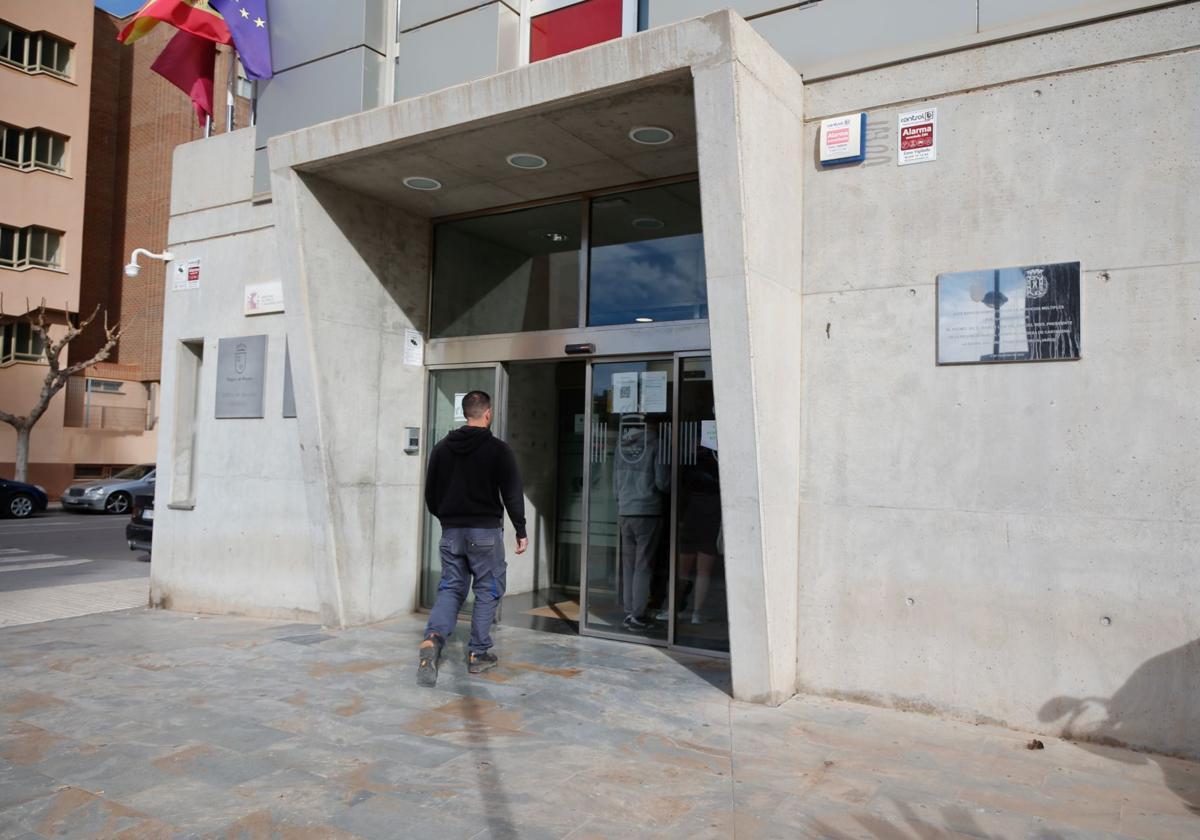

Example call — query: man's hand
[515,537,529,555]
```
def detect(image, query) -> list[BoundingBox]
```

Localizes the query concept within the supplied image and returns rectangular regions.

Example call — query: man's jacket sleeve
[498,445,528,540]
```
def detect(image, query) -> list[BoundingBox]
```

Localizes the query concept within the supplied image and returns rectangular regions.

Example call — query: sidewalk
[0,608,1196,839]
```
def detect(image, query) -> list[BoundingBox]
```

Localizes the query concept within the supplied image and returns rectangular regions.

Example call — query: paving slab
[0,608,1196,839]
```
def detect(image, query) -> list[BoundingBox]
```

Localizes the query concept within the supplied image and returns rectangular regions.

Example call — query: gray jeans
[425,527,507,653]
[619,515,663,618]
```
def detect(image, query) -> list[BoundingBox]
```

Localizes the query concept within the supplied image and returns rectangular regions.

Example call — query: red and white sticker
[898,107,937,166]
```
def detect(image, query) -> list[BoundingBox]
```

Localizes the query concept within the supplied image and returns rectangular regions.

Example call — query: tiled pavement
[0,609,1197,839]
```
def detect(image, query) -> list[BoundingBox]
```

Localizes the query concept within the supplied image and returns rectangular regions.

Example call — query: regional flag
[151,29,217,125]
[209,0,273,80]
[118,0,232,46]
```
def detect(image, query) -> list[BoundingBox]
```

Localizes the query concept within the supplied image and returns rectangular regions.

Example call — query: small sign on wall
[937,262,1081,365]
[898,107,937,165]
[819,112,866,166]
[172,259,201,291]
[244,281,284,315]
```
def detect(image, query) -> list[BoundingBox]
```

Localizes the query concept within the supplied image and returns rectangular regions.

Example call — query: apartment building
[0,1,246,496]
[155,0,1197,756]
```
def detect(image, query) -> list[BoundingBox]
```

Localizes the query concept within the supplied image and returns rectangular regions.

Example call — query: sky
[95,0,145,17]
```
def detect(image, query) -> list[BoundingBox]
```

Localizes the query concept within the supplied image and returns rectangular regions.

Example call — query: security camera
[124,263,140,278]
[124,247,174,279]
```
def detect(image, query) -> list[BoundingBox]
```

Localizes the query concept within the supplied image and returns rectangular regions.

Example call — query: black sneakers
[417,636,443,687]
[467,650,499,674]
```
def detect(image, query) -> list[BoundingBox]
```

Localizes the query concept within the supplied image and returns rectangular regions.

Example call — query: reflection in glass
[588,181,706,327]
[673,357,728,652]
[584,361,673,641]
[431,201,581,338]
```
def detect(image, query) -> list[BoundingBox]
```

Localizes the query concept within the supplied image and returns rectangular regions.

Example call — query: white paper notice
[243,280,284,315]
[403,329,424,366]
[611,372,639,413]
[640,371,667,413]
[898,107,937,166]
[454,393,467,422]
[574,413,585,435]
[172,258,201,291]
[700,420,718,451]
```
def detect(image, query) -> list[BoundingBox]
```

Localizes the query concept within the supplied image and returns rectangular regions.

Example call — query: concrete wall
[796,4,1200,757]
[152,128,319,620]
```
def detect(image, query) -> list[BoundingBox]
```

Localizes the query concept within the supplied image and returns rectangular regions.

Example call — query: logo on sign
[234,343,248,374]
[1024,268,1049,299]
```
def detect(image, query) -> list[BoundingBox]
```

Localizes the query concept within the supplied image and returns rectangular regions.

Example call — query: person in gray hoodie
[613,415,670,631]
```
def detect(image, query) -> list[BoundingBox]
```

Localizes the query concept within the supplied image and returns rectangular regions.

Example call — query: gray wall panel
[648,0,797,27]
[256,47,385,152]
[268,0,388,71]
[400,0,499,32]
[979,0,1114,30]
[750,0,977,75]
[394,3,518,101]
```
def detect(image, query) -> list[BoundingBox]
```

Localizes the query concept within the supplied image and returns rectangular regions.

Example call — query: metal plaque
[937,262,1080,365]
[215,335,268,418]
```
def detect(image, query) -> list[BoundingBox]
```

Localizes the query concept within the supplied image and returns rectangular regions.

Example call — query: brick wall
[75,11,251,385]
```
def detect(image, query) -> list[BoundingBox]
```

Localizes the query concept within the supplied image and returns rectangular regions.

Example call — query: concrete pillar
[693,18,806,704]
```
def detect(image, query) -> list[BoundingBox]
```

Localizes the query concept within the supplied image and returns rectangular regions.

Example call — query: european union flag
[209,0,272,80]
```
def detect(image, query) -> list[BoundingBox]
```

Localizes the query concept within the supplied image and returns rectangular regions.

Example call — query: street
[0,508,149,628]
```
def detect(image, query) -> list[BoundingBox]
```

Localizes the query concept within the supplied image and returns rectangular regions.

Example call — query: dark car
[0,478,49,519]
[126,492,153,557]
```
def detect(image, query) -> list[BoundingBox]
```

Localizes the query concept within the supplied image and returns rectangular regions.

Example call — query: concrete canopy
[269,11,805,704]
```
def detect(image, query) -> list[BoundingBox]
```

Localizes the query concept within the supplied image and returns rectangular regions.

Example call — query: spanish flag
[117,0,232,46]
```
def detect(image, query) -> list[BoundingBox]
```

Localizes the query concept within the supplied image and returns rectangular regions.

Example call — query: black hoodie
[424,426,527,539]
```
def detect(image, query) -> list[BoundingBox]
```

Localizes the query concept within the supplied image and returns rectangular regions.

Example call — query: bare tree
[0,297,123,482]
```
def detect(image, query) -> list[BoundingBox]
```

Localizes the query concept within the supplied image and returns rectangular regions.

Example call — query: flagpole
[204,115,212,139]
[226,47,236,132]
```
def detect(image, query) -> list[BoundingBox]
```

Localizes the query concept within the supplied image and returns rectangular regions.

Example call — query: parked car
[61,464,156,515]
[126,492,153,557]
[0,478,49,519]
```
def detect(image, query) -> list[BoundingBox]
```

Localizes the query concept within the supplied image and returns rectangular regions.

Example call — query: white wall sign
[454,393,467,422]
[172,258,201,291]
[898,107,937,165]
[819,112,866,166]
[403,329,424,366]
[244,280,284,315]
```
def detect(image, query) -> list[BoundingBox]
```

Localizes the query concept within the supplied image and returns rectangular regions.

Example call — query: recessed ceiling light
[507,153,548,170]
[629,126,674,145]
[403,176,442,191]
[635,317,654,323]
[544,232,569,243]
[632,217,665,230]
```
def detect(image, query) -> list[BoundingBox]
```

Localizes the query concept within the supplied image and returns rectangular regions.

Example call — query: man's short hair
[462,390,491,420]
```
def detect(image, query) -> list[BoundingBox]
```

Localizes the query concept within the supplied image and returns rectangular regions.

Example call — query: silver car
[60,464,156,515]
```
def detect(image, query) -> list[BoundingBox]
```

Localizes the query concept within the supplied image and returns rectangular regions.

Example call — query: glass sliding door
[582,359,674,642]
[420,365,504,608]
[672,356,728,653]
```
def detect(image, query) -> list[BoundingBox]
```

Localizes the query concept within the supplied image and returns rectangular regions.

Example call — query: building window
[529,0,638,63]
[87,379,124,394]
[0,321,46,364]
[588,181,707,326]
[430,200,583,339]
[0,21,71,78]
[0,224,63,269]
[0,123,67,172]
[235,59,253,99]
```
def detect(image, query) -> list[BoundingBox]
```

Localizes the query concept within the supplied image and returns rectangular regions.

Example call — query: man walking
[419,391,527,687]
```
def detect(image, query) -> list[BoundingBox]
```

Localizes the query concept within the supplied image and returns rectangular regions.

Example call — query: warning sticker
[898,107,937,166]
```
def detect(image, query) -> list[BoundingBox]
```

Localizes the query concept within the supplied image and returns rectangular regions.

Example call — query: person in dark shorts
[419,391,528,687]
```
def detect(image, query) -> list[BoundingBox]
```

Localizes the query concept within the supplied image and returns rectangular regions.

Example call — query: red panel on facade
[530,0,623,62]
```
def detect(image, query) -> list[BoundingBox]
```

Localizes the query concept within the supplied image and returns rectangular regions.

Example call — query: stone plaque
[215,335,268,418]
[937,262,1080,365]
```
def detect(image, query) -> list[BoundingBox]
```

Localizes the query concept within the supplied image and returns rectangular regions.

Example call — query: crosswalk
[0,547,93,573]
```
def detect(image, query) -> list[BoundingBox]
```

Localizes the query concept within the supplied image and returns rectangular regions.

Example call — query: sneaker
[468,650,499,674]
[654,609,671,621]
[416,637,442,688]
[623,615,651,633]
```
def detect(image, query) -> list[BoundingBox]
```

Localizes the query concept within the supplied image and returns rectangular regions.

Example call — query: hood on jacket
[445,426,493,455]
